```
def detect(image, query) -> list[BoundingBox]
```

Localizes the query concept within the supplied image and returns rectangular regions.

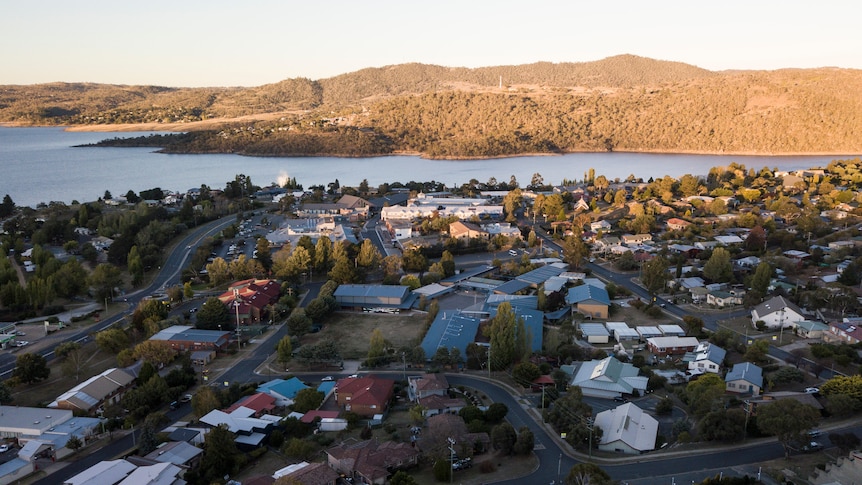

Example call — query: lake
[1,127,858,208]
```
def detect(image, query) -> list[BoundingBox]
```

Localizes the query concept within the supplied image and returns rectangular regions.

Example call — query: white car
[15,341,28,347]
[804,387,820,394]
[321,376,334,382]
[0,445,9,453]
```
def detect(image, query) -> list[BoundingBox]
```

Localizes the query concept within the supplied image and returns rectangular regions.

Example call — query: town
[1,159,862,485]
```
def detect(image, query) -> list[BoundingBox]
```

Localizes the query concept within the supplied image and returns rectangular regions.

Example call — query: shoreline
[2,122,860,158]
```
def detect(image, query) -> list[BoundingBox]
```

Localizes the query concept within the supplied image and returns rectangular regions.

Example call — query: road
[0,215,239,377]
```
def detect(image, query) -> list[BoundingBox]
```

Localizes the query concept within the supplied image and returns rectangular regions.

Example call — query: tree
[757,398,820,458]
[513,426,535,455]
[57,342,87,381]
[192,386,221,418]
[491,422,517,454]
[276,335,293,369]
[196,296,230,330]
[565,463,614,485]
[65,435,83,453]
[821,374,862,401]
[356,239,382,270]
[132,340,176,367]
[682,315,704,336]
[127,245,144,286]
[292,388,324,413]
[200,425,241,484]
[703,247,733,283]
[750,261,772,298]
[512,362,541,387]
[255,237,272,270]
[366,328,387,367]
[13,353,50,384]
[96,328,130,354]
[684,373,726,417]
[389,470,419,485]
[640,255,669,300]
[88,263,123,301]
[561,235,589,269]
[484,302,519,370]
[286,309,312,336]
[0,194,14,218]
[0,381,12,404]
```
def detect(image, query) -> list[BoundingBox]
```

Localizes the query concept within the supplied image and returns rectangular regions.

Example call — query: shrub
[479,461,496,473]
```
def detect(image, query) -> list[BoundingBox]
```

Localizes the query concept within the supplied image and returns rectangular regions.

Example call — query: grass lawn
[299,311,427,360]
[11,341,117,407]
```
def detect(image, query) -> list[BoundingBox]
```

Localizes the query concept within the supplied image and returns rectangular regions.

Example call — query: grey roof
[493,279,532,295]
[167,428,201,443]
[580,323,610,337]
[485,294,538,310]
[566,284,611,306]
[752,296,803,319]
[515,265,566,286]
[334,284,409,299]
[421,311,482,358]
[144,441,202,465]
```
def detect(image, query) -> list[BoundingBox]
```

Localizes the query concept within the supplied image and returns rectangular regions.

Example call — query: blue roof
[317,381,335,394]
[485,294,538,310]
[257,377,309,399]
[725,362,763,388]
[493,279,532,295]
[421,312,482,358]
[565,284,610,306]
[516,265,566,285]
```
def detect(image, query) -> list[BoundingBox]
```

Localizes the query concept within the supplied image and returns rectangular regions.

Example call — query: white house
[750,296,805,330]
[568,357,648,399]
[594,402,659,454]
[684,343,726,374]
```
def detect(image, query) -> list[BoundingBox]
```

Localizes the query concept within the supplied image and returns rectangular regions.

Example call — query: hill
[1,55,861,156]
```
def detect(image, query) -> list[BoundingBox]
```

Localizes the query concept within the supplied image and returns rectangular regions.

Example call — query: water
[1,127,857,208]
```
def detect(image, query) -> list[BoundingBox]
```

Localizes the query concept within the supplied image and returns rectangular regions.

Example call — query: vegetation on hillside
[2,56,861,156]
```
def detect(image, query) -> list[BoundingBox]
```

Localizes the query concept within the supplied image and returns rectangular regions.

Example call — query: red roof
[532,375,556,385]
[225,392,276,414]
[337,376,395,408]
[301,410,340,423]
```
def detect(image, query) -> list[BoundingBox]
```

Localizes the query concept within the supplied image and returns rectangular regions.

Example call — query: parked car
[15,341,28,347]
[804,387,820,394]
[802,441,823,452]
[0,444,9,453]
[322,376,334,382]
[613,396,628,402]
[179,394,192,403]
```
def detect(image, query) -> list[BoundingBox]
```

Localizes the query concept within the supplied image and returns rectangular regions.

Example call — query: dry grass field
[300,311,427,360]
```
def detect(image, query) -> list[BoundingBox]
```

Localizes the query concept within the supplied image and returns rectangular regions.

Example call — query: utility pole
[487,346,491,378]
[447,438,456,484]
[402,352,407,382]
[234,288,242,351]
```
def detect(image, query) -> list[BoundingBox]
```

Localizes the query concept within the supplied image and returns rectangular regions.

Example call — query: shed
[605,322,639,342]
[580,323,610,344]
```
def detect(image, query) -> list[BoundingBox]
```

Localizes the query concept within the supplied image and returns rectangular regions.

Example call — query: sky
[2,0,861,88]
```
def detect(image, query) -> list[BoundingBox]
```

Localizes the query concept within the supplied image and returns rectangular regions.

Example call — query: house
[683,343,726,374]
[621,234,653,246]
[707,290,741,308]
[118,462,184,485]
[666,218,691,232]
[421,413,490,454]
[646,336,699,357]
[257,377,310,407]
[448,221,488,239]
[714,235,744,246]
[591,220,612,232]
[824,320,862,344]
[335,376,395,417]
[217,279,281,324]
[725,362,763,396]
[568,356,648,399]
[795,320,829,339]
[225,393,276,417]
[750,296,805,330]
[48,368,135,415]
[566,284,610,319]
[407,374,449,402]
[418,394,466,417]
[63,459,137,485]
[199,408,277,448]
[141,440,203,470]
[594,402,659,454]
[149,326,231,352]
[326,439,419,485]
[272,461,339,485]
